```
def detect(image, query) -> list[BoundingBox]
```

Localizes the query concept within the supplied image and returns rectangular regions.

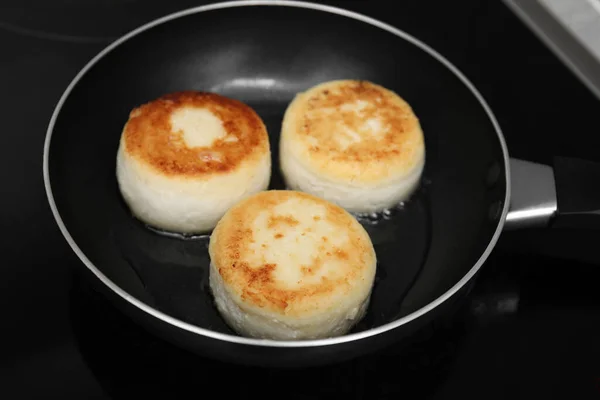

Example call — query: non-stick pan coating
[46,3,507,353]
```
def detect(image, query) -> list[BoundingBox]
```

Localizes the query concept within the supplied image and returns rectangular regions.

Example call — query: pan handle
[505,157,600,230]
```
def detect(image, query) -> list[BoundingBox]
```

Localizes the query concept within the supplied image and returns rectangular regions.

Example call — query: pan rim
[42,0,511,348]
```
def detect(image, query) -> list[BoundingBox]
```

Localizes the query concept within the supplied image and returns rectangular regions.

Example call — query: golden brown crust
[122,91,269,178]
[209,190,376,316]
[283,80,424,183]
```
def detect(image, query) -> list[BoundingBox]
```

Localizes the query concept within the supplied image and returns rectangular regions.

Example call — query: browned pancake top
[209,190,376,316]
[283,80,424,183]
[122,91,269,178]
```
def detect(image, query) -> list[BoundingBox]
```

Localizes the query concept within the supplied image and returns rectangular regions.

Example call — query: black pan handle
[505,157,600,230]
[552,156,600,229]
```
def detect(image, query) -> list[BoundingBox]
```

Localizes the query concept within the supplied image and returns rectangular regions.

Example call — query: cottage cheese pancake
[208,190,377,340]
[279,80,425,213]
[116,91,271,234]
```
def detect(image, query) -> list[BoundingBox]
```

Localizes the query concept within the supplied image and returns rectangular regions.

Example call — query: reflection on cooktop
[0,0,204,43]
[67,250,526,399]
[68,276,473,399]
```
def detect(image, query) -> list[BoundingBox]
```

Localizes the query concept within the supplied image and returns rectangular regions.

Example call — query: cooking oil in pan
[353,202,406,225]
[142,224,210,241]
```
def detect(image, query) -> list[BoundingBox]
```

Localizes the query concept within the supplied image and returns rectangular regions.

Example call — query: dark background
[2,1,600,399]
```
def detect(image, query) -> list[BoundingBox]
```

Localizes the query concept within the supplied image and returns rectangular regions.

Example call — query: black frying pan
[43,1,599,368]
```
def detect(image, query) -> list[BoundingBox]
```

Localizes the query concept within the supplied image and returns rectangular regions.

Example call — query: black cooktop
[3,1,600,399]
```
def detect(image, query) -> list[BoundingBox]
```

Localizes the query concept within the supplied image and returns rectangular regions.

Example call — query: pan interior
[47,5,507,338]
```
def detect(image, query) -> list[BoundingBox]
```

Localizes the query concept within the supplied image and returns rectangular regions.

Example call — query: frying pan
[42,0,600,368]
